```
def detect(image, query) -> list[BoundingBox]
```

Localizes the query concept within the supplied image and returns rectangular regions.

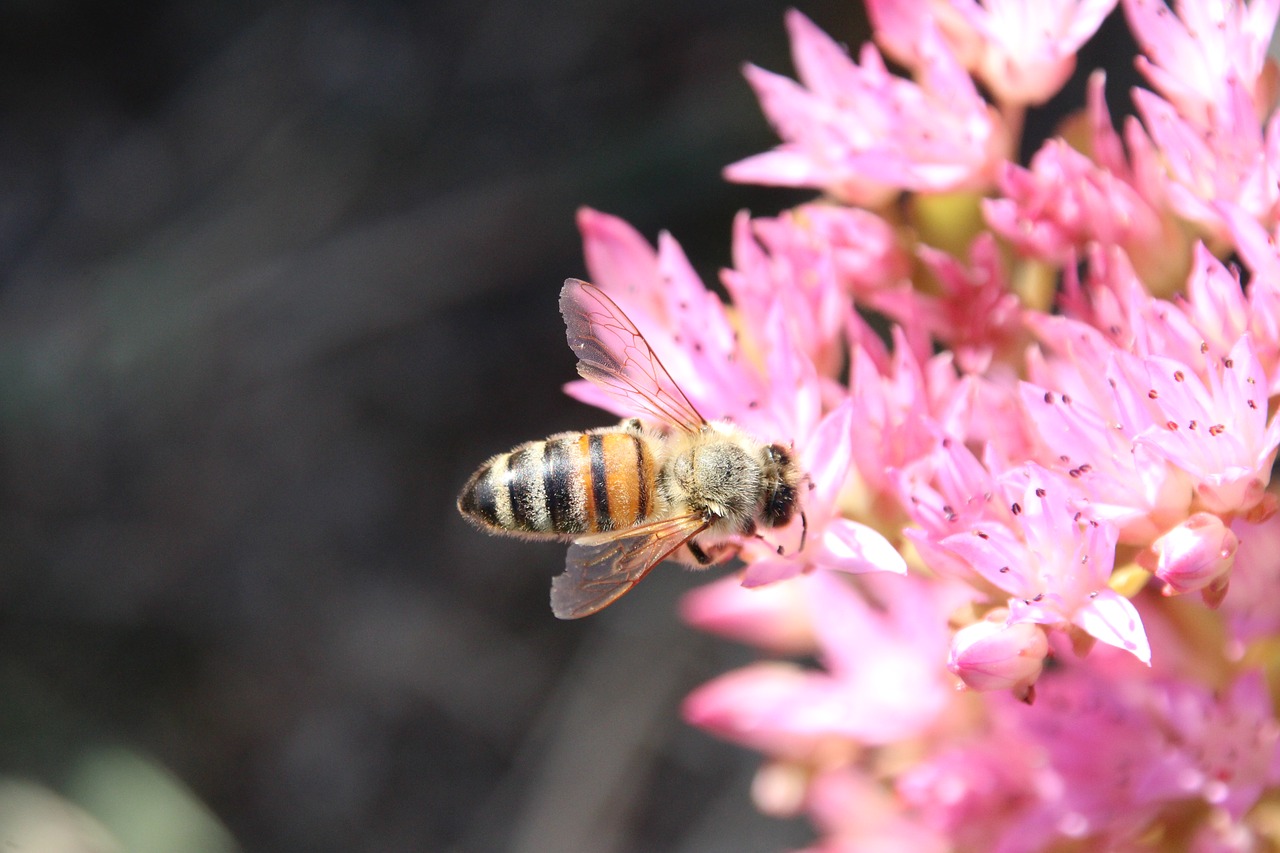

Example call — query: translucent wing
[550,514,711,619]
[560,278,706,433]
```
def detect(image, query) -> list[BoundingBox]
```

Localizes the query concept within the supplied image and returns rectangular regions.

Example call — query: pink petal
[681,662,834,758]
[818,518,906,575]
[680,574,817,654]
[1072,588,1152,664]
[577,207,660,295]
[804,399,855,511]
[723,148,831,188]
[740,555,803,588]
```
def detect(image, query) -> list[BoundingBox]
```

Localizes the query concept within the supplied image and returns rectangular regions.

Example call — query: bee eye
[762,483,796,526]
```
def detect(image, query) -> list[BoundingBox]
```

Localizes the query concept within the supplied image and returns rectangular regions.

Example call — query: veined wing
[560,278,706,433]
[550,513,711,619]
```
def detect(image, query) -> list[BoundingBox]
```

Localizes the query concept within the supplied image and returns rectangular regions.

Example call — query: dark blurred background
[0,1,854,850]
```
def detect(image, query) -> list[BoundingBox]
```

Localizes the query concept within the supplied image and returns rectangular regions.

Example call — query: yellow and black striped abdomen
[458,428,657,537]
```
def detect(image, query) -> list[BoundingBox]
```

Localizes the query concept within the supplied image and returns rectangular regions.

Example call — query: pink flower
[948,612,1049,697]
[896,740,1046,852]
[570,207,769,427]
[1124,0,1280,128]
[1140,511,1238,604]
[724,209,858,378]
[1155,670,1280,820]
[984,138,1162,263]
[1130,243,1254,368]
[867,0,1117,106]
[843,331,975,521]
[779,203,912,299]
[1019,338,1196,544]
[727,10,1004,204]
[899,442,1006,585]
[996,661,1220,844]
[1135,335,1280,515]
[936,464,1152,663]
[1118,0,1280,234]
[682,573,958,752]
[1131,82,1280,235]
[551,4,1280,850]
[1218,205,1280,392]
[804,768,952,853]
[875,233,1023,373]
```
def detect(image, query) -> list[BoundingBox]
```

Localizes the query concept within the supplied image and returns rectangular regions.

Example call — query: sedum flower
[984,138,1163,264]
[1140,511,1238,604]
[682,572,961,753]
[936,463,1152,664]
[866,0,1118,106]
[947,612,1049,699]
[724,208,858,379]
[776,203,912,301]
[876,233,1024,373]
[725,9,1005,205]
[1218,205,1280,391]
[1135,334,1280,515]
[1123,0,1280,129]
[552,0,1280,850]
[1130,81,1280,236]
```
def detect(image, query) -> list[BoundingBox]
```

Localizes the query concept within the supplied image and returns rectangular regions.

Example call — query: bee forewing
[559,279,706,434]
[550,513,710,619]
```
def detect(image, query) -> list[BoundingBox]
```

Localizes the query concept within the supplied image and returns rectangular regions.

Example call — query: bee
[457,279,803,619]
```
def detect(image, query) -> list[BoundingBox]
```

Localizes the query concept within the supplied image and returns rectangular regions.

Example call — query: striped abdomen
[458,429,657,537]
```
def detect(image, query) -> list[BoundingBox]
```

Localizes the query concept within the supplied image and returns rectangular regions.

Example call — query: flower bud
[1144,513,1238,604]
[948,616,1048,698]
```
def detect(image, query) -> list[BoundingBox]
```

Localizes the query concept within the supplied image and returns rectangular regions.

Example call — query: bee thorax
[665,441,761,529]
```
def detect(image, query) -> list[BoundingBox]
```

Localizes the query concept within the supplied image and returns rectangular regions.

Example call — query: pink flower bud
[1145,512,1239,601]
[948,616,1048,697]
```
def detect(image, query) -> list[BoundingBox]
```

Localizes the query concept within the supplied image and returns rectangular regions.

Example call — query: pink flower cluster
[570,1,1280,850]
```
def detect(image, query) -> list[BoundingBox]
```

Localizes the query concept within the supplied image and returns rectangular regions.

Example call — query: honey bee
[457,279,803,619]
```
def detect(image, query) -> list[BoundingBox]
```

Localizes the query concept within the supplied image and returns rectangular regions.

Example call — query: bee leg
[620,418,645,434]
[687,539,739,566]
[687,539,713,565]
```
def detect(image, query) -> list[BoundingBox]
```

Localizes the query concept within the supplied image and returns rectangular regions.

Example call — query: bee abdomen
[457,429,655,536]
[583,431,654,533]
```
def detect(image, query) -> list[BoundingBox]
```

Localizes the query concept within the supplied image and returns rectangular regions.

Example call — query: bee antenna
[798,511,808,553]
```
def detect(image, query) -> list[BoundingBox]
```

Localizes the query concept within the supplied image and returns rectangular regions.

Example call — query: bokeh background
[0,1,842,851]
[0,2,1138,851]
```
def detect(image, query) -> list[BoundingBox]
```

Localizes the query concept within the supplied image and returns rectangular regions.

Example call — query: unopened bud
[948,615,1048,696]
[1143,512,1238,603]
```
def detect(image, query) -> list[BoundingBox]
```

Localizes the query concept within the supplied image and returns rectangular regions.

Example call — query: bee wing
[560,278,707,434]
[550,514,711,619]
